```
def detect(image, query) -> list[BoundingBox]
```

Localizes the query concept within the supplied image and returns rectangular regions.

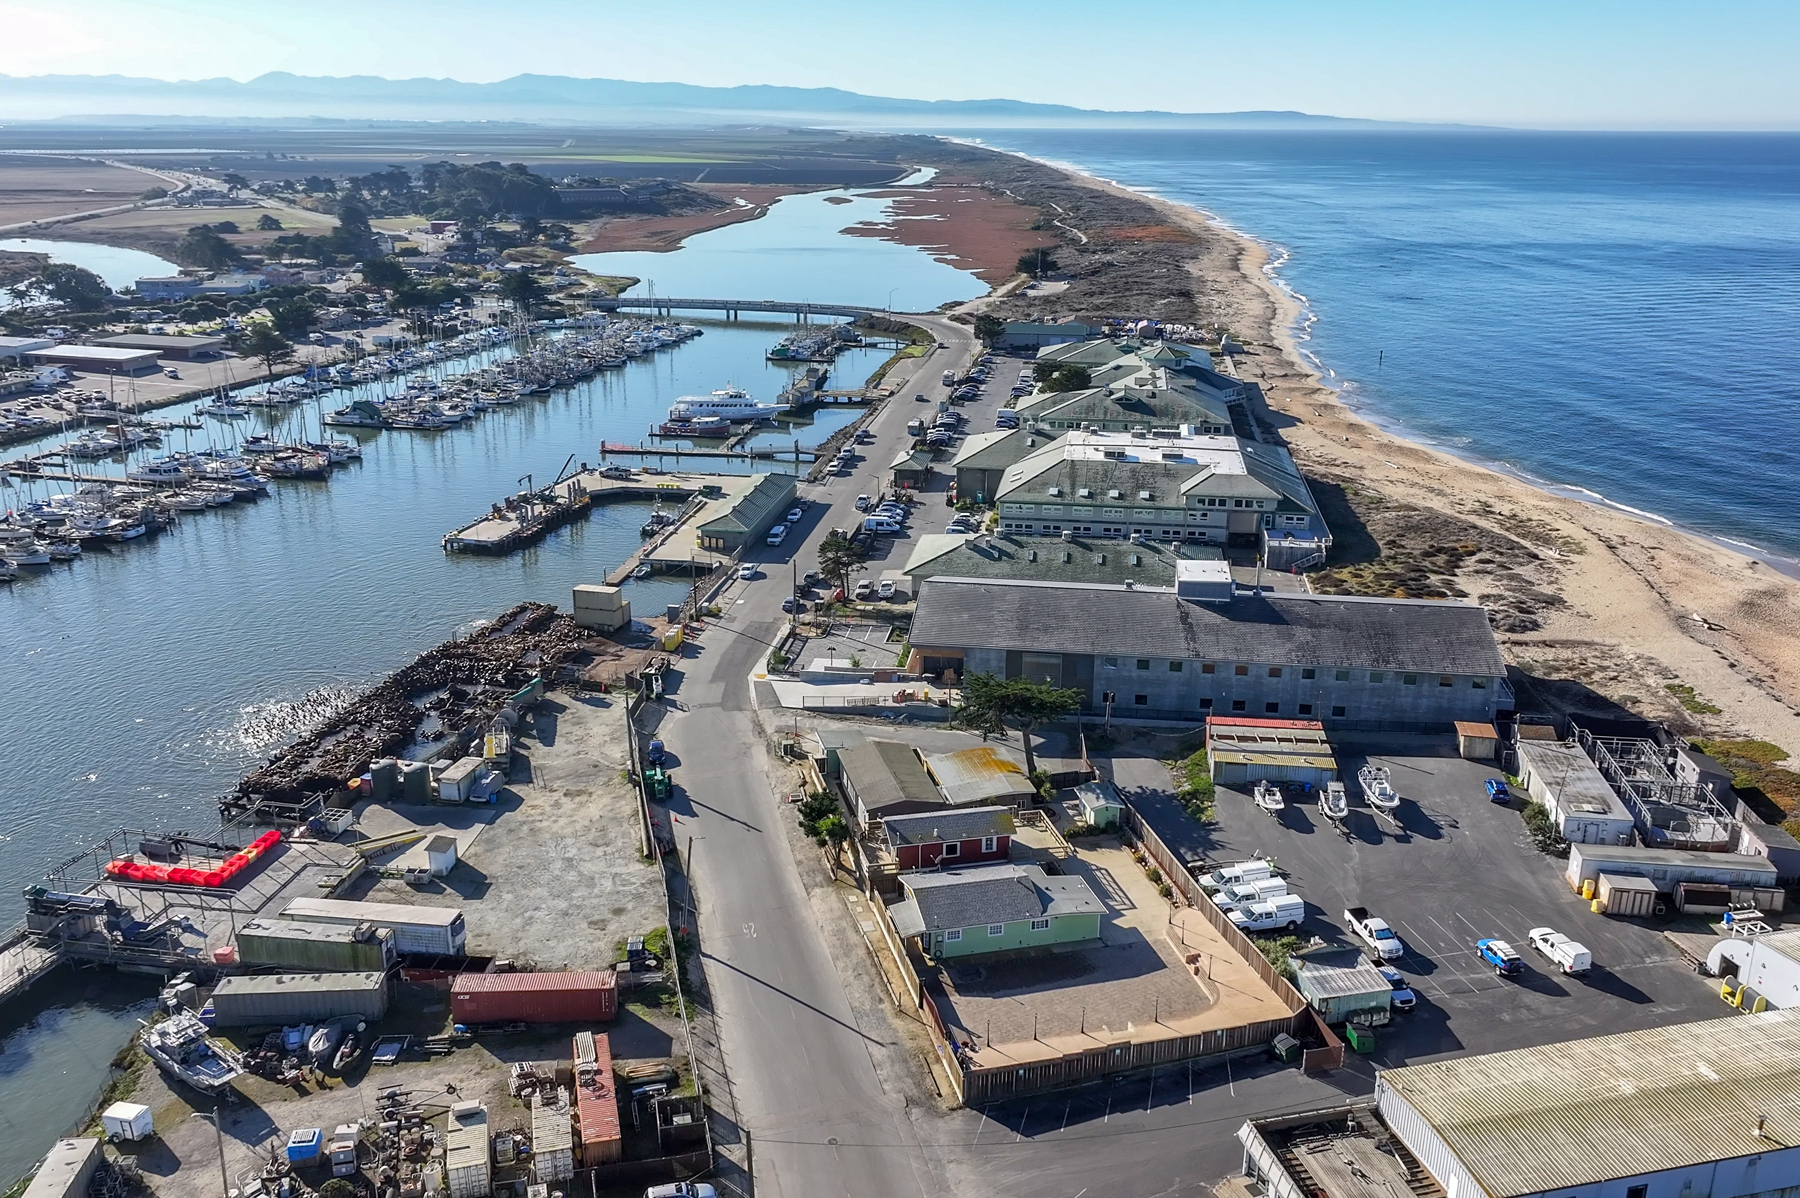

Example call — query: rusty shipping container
[573,1030,622,1165]
[450,970,617,1025]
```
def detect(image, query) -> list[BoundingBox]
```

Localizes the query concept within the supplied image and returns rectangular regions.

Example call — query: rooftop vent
[1131,553,1142,566]
[1139,490,1152,501]
[1062,550,1072,562]
[1108,489,1122,499]
[1047,485,1061,496]
[1077,487,1092,498]
[1061,530,1074,542]
[1096,553,1107,565]
[1162,451,1184,462]
[1028,550,1038,562]
[1124,579,1136,589]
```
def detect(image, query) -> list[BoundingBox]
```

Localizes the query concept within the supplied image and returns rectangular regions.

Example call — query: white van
[1194,858,1278,892]
[765,524,788,546]
[1211,876,1291,912]
[1229,894,1306,933]
[942,370,956,386]
[863,517,901,534]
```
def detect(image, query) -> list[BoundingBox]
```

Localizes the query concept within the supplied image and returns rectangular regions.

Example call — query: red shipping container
[450,970,618,1024]
[573,1030,622,1164]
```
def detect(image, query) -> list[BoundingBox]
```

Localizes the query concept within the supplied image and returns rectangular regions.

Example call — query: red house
[882,806,1015,871]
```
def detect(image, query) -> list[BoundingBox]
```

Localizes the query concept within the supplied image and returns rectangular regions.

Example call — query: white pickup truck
[1528,926,1593,974]
[1344,906,1406,960]
[1193,858,1279,893]
[1211,877,1290,912]
[1229,893,1306,932]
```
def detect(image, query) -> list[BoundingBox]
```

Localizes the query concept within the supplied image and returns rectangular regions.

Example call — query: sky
[3,0,1799,129]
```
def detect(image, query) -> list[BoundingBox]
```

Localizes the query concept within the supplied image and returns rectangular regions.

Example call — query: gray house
[909,570,1511,729]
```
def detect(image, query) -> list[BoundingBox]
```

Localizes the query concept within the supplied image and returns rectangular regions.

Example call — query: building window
[1137,659,1151,671]
[1298,703,1314,716]
[1266,702,1280,714]
[1626,1188,1647,1198]
[1302,668,1316,680]
[1134,694,1148,706]
[1472,678,1488,689]
[1332,705,1347,717]
[1202,662,1216,674]
[988,924,1006,937]
[1031,918,1050,931]
[1234,664,1249,677]
[1403,673,1418,685]
[1439,675,1454,687]
[1369,671,1385,684]
[940,841,960,858]
[981,836,997,853]
[1268,666,1282,679]
[1103,656,1118,668]
[1198,698,1214,709]
[1231,699,1247,712]
[945,928,962,942]
[1335,669,1350,682]
[1169,661,1183,673]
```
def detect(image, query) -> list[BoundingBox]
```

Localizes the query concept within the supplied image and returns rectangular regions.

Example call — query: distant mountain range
[0,72,1438,129]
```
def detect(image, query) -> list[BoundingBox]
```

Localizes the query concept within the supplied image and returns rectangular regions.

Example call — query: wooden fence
[865,884,964,1105]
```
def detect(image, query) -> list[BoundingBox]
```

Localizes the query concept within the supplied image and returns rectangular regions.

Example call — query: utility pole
[212,1100,231,1198]
[1103,691,1115,735]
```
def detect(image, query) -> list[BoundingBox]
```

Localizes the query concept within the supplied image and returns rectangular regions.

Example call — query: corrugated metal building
[840,740,944,825]
[451,971,618,1024]
[1565,843,1780,893]
[208,972,389,1027]
[1293,952,1391,1025]
[573,1030,622,1165]
[444,1101,490,1198]
[920,746,1036,807]
[1206,717,1338,786]
[235,918,397,974]
[1375,1009,1800,1198]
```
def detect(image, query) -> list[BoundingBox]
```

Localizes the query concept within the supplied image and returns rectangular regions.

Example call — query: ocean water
[0,237,179,291]
[967,130,1800,559]
[0,192,983,1186]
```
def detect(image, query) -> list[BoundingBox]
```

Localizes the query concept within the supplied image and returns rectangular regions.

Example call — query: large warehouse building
[908,569,1511,730]
[1241,1009,1800,1198]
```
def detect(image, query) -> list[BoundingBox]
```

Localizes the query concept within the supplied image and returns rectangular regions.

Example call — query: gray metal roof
[1378,1008,1800,1198]
[839,740,943,815]
[1020,384,1231,430]
[1294,953,1392,1001]
[949,426,1060,472]
[1516,740,1630,822]
[921,746,1036,805]
[698,472,796,535]
[883,805,1015,847]
[996,429,1319,516]
[900,863,1102,931]
[904,533,1219,588]
[911,577,1508,677]
[212,971,386,996]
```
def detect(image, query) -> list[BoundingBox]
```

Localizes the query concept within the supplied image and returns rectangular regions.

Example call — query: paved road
[653,314,977,1198]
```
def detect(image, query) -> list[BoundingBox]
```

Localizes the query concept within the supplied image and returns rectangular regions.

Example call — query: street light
[886,287,898,313]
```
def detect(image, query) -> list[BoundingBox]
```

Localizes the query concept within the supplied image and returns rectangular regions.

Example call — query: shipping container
[445,1102,491,1198]
[573,1030,622,1165]
[207,972,389,1028]
[1597,872,1659,918]
[236,918,396,974]
[281,897,466,956]
[23,1139,101,1198]
[530,1090,575,1183]
[452,971,618,1025]
[437,757,483,803]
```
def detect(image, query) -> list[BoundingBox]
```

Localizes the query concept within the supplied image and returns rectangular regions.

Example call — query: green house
[890,863,1104,960]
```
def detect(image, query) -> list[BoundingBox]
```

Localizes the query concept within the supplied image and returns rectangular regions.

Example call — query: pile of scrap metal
[231,603,582,808]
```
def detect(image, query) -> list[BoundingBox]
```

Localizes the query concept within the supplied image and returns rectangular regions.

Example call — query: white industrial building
[1709,929,1800,1010]
[1242,1009,1800,1198]
[1515,738,1635,845]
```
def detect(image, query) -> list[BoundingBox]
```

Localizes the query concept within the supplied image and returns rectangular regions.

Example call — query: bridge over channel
[589,296,892,321]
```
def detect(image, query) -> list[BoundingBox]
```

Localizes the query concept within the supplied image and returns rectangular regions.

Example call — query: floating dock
[443,469,717,555]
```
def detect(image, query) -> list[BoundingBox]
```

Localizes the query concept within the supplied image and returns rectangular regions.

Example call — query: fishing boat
[632,564,653,580]
[142,1011,244,1095]
[1253,780,1286,815]
[1321,780,1349,822]
[658,414,732,437]
[640,507,675,537]
[1358,765,1401,811]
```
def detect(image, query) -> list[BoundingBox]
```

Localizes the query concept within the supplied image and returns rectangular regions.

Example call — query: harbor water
[0,238,180,293]
[0,185,986,1183]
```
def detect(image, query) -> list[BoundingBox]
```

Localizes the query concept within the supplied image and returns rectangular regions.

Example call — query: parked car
[1228,893,1306,933]
[766,524,787,546]
[1344,906,1406,960]
[1527,927,1592,974]
[737,564,756,580]
[646,740,665,765]
[1477,938,1524,977]
[780,596,804,613]
[646,1183,716,1198]
[863,518,902,534]
[786,508,805,522]
[853,579,874,600]
[854,494,873,511]
[1193,858,1280,892]
[1211,876,1291,912]
[1484,778,1511,803]
[876,579,896,600]
[1377,964,1417,1011]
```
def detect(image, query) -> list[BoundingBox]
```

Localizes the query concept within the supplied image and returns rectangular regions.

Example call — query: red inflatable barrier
[103,829,283,887]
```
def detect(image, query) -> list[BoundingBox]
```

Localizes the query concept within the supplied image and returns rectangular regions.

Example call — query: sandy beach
[1053,165,1800,765]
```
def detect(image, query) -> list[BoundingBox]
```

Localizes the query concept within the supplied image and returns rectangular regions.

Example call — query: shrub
[1157,881,1173,900]
[767,649,788,670]
[1521,801,1569,857]
[1252,934,1305,981]
[1174,749,1216,820]
[1063,821,1105,838]
[1029,768,1055,802]
[1146,866,1162,885]
[797,790,841,838]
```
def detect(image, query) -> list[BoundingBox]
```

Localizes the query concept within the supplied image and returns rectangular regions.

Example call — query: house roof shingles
[900,863,1103,932]
[840,740,942,815]
[882,805,1015,848]
[910,577,1507,678]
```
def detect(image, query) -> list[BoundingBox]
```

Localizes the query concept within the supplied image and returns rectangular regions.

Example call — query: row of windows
[999,523,1222,540]
[1100,658,1488,689]
[933,836,999,858]
[942,917,1052,942]
[1111,695,1350,718]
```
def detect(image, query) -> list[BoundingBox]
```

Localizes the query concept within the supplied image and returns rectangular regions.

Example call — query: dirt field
[844,183,1057,285]
[576,183,823,253]
[41,203,333,257]
[0,155,159,226]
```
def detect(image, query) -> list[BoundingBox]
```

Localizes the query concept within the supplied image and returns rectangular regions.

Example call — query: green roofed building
[695,472,797,553]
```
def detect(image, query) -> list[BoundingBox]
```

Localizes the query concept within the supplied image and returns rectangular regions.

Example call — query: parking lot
[1106,733,1731,1066]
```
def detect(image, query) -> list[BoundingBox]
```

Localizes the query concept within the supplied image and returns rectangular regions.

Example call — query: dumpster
[1270,1032,1300,1063]
[1345,1025,1376,1054]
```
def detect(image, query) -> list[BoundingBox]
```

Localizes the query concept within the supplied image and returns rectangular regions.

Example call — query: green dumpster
[1345,1025,1376,1054]
[1271,1032,1300,1062]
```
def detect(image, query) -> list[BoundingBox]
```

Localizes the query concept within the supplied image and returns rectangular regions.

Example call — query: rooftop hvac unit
[1061,530,1074,542]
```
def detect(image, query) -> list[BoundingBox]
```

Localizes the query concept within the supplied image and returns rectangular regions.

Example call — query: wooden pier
[443,469,714,555]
